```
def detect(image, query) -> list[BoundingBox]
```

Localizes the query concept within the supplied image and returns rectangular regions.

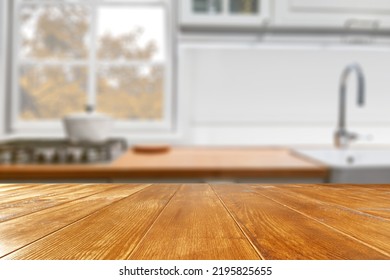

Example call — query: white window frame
[11,0,175,135]
[0,1,8,136]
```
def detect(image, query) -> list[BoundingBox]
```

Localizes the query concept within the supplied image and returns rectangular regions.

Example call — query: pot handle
[85,104,95,113]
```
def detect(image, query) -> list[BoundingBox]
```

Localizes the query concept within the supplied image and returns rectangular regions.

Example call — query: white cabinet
[180,0,270,28]
[275,0,390,29]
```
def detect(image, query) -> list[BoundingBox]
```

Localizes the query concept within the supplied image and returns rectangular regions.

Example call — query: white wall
[179,42,390,146]
[2,1,390,146]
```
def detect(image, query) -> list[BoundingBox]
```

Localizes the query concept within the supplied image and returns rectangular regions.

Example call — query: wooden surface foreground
[0,183,389,260]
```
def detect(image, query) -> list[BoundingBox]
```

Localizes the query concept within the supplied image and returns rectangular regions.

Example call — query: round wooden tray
[132,144,171,154]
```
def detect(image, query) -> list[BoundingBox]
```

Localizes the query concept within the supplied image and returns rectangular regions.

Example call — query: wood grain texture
[0,148,328,180]
[3,184,179,260]
[360,209,390,220]
[212,184,389,260]
[1,183,389,260]
[252,185,390,257]
[0,184,149,258]
[0,184,64,199]
[0,184,116,222]
[255,184,390,220]
[129,184,260,260]
[0,184,37,194]
[283,184,390,211]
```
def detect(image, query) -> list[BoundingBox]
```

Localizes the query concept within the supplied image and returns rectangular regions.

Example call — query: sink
[294,149,390,183]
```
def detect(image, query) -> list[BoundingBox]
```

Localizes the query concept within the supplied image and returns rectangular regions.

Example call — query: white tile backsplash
[179,43,390,145]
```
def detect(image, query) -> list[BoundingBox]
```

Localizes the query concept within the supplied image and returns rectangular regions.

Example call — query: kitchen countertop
[0,147,328,180]
[1,183,389,260]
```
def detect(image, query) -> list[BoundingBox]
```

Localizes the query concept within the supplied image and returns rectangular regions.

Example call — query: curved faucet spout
[340,63,365,106]
[335,63,366,149]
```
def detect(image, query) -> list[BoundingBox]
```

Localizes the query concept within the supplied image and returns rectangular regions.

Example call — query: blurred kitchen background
[1,0,390,184]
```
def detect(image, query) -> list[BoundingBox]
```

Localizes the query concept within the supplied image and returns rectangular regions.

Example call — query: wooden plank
[0,184,65,199]
[360,209,390,220]
[0,184,18,188]
[0,184,149,258]
[3,184,179,260]
[0,184,117,222]
[0,184,30,193]
[252,185,390,256]
[310,184,390,220]
[321,184,389,198]
[129,184,260,260]
[213,184,389,260]
[278,184,390,220]
[0,183,98,202]
[284,184,390,210]
[2,183,389,260]
[0,185,41,196]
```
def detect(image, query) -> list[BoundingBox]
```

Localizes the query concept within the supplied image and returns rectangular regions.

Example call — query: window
[12,0,173,132]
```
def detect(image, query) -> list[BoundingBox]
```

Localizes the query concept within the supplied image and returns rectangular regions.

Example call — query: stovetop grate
[0,138,128,165]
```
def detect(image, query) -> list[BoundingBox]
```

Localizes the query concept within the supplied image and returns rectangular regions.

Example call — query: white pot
[63,112,113,143]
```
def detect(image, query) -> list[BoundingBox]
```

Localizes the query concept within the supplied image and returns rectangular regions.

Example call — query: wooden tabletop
[1,183,389,260]
[0,148,327,180]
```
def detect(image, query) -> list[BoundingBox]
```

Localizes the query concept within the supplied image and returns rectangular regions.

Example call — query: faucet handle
[334,130,372,148]
[334,130,356,148]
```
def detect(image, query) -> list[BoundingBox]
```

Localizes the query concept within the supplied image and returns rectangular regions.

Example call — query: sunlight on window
[97,65,164,120]
[20,4,90,59]
[17,1,168,122]
[19,66,87,119]
[97,7,166,62]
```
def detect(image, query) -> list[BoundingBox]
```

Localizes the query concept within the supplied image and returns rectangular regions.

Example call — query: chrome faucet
[334,63,365,149]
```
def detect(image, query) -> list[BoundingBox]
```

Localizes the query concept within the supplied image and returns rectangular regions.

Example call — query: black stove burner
[0,138,127,165]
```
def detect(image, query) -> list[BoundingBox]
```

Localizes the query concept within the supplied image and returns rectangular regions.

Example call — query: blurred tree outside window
[16,0,169,124]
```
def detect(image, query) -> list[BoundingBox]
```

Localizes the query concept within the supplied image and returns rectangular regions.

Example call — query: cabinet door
[275,0,390,29]
[180,0,270,27]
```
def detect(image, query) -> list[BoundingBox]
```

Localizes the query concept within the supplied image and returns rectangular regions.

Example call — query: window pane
[19,66,87,120]
[229,0,258,14]
[16,1,171,128]
[20,4,90,59]
[97,65,164,120]
[97,6,166,62]
[193,0,223,14]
